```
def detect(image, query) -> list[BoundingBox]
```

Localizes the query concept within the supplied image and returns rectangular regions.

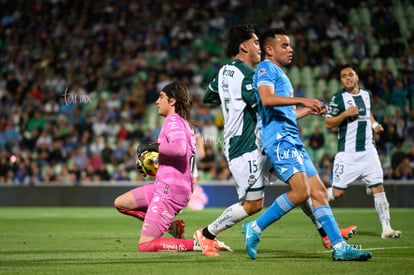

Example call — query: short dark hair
[340,64,358,74]
[259,28,287,53]
[226,24,256,57]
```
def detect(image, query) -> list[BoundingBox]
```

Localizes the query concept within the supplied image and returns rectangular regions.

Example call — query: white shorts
[332,150,383,190]
[228,149,273,201]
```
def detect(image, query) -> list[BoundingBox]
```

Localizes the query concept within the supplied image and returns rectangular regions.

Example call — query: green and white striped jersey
[203,59,259,161]
[326,88,376,153]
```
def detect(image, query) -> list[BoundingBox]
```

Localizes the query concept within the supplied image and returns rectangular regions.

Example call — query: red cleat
[321,226,357,249]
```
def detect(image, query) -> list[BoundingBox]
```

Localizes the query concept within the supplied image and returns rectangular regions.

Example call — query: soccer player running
[114,82,231,252]
[194,24,354,257]
[242,28,372,261]
[325,64,401,239]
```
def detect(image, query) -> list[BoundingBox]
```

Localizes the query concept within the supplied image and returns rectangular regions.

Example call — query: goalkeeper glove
[136,159,147,177]
[136,142,159,158]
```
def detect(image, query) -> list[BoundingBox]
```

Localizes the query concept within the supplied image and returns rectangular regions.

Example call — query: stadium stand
[0,0,413,185]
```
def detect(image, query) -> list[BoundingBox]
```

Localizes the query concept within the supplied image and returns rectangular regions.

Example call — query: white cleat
[381,229,402,239]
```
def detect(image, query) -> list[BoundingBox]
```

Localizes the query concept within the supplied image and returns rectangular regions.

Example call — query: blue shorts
[263,135,317,182]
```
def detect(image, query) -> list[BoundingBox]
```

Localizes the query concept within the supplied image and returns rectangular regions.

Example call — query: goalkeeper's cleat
[194,228,219,256]
[168,219,185,239]
[332,243,372,261]
[381,228,402,239]
[340,225,357,240]
[215,239,233,252]
[242,221,261,260]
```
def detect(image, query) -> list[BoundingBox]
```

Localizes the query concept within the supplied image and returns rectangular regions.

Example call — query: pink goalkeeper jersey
[156,113,196,193]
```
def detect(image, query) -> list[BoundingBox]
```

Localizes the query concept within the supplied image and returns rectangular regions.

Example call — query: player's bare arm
[370,113,384,134]
[258,85,322,112]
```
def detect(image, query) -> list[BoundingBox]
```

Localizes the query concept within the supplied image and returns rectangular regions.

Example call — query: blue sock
[256,193,295,231]
[314,205,343,246]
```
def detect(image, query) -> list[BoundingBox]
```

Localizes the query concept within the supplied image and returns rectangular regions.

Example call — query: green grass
[0,207,413,275]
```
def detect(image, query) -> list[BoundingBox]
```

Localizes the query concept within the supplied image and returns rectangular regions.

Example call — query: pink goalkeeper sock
[138,238,194,252]
[115,206,146,221]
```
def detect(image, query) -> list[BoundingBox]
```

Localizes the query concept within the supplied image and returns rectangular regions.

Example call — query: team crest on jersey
[248,175,257,185]
[246,84,253,90]
[258,68,266,76]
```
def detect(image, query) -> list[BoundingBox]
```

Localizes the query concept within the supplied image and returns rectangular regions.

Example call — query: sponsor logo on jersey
[223,68,234,77]
[275,143,305,161]
[258,68,266,76]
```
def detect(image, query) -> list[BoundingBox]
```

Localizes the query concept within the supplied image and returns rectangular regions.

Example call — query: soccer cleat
[193,228,219,256]
[381,228,402,239]
[340,225,357,240]
[332,243,372,261]
[242,221,261,260]
[321,236,332,249]
[168,219,185,239]
[215,239,233,252]
[321,226,357,249]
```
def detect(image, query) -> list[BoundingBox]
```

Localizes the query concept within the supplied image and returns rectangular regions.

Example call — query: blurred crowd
[0,0,413,185]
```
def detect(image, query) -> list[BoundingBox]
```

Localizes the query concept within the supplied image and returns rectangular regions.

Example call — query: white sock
[193,240,201,251]
[327,187,335,201]
[373,192,391,231]
[207,203,249,236]
[333,241,346,249]
[252,221,262,233]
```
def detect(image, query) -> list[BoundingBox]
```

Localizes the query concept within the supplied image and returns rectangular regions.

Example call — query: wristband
[372,121,379,130]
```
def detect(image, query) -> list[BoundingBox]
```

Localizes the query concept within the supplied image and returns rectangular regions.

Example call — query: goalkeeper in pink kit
[114,81,231,252]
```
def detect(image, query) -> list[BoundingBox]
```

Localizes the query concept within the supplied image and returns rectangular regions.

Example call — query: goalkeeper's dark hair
[162,81,194,128]
[259,28,288,58]
[226,24,256,57]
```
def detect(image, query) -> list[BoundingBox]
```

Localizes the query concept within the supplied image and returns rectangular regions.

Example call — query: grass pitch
[0,207,413,275]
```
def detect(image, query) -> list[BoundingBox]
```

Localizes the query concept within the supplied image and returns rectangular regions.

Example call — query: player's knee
[293,191,310,205]
[333,189,345,199]
[371,185,384,194]
[113,196,122,208]
[243,200,263,215]
[248,204,263,215]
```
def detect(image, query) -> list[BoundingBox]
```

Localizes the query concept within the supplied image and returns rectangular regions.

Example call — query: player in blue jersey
[242,28,372,261]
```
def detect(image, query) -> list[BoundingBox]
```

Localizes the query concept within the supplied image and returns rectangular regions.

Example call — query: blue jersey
[254,60,317,182]
[254,60,298,148]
